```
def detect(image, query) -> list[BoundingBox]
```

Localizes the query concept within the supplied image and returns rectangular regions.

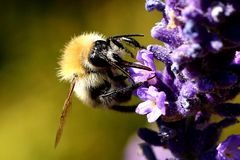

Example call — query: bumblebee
[55,33,151,147]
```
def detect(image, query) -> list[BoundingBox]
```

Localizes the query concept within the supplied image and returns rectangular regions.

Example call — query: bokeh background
[0,0,160,160]
[0,0,239,160]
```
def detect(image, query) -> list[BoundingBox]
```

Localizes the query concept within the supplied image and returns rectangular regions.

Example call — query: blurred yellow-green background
[0,0,161,160]
[0,0,239,160]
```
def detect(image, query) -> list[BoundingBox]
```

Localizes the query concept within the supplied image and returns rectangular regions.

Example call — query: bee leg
[107,34,145,51]
[110,75,128,81]
[110,104,137,112]
[101,81,143,98]
[100,82,144,113]
[119,37,145,49]
[107,70,128,81]
[107,34,144,48]
[108,38,134,57]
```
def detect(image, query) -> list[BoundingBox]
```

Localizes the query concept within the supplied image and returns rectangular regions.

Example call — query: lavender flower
[145,0,165,12]
[138,0,240,125]
[233,51,240,65]
[151,21,183,48]
[136,86,166,123]
[216,135,240,160]
[129,49,157,85]
[126,0,240,159]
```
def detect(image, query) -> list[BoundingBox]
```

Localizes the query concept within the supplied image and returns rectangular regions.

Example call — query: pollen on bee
[58,32,105,81]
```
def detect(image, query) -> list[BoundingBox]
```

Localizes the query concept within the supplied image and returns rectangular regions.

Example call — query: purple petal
[155,91,167,115]
[146,86,159,97]
[170,44,192,65]
[151,22,183,48]
[216,135,240,160]
[141,50,154,63]
[133,72,151,83]
[147,107,162,123]
[129,62,156,84]
[130,69,156,84]
[136,49,156,70]
[233,51,240,64]
[147,45,172,65]
[136,100,154,115]
[210,3,225,23]
[137,87,150,101]
[208,35,223,53]
[136,49,146,62]
[180,82,197,99]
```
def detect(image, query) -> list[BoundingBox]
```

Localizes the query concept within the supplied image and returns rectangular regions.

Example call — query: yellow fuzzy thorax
[58,33,105,81]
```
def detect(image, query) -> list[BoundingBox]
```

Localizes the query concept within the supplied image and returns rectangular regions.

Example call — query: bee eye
[89,41,111,67]
[95,40,108,50]
[89,53,110,67]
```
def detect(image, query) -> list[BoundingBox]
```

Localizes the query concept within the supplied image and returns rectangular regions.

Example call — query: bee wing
[55,76,77,148]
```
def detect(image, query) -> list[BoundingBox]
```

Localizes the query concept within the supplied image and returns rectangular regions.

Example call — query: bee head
[58,33,105,81]
[89,39,152,80]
